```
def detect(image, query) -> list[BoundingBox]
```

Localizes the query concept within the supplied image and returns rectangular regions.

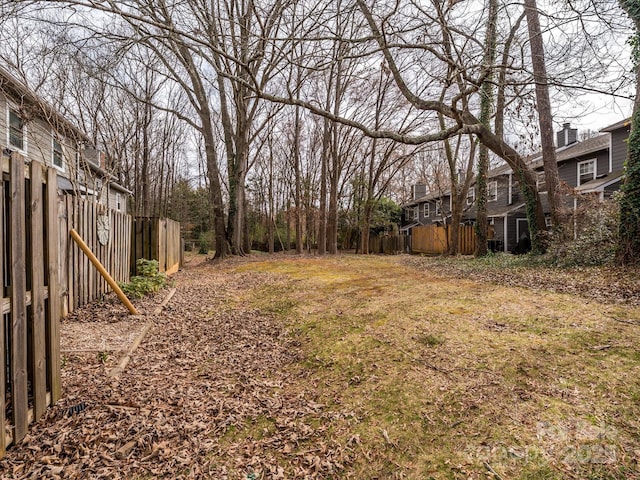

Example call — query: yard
[1,253,639,479]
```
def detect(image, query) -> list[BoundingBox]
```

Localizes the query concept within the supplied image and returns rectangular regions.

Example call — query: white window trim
[116,193,122,212]
[435,200,442,216]
[536,171,547,192]
[7,106,28,155]
[423,203,429,217]
[466,187,475,205]
[51,133,65,172]
[577,159,597,186]
[488,181,498,202]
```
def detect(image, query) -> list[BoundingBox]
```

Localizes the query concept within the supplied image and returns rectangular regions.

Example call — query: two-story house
[0,64,130,213]
[403,119,630,253]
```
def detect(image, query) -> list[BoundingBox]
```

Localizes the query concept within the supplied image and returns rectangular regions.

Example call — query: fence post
[30,162,47,420]
[9,154,28,443]
[47,168,62,402]
[0,161,5,456]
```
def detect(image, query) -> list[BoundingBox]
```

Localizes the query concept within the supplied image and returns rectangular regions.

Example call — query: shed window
[578,159,596,186]
[116,193,122,211]
[9,109,24,151]
[423,203,429,217]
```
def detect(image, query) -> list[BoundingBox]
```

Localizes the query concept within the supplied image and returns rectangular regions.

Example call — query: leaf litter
[1,255,352,479]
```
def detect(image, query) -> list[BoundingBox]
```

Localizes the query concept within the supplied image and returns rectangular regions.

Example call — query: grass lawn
[231,253,640,479]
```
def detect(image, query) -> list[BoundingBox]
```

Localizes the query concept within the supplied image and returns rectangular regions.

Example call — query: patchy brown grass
[2,252,639,479]
[235,253,640,479]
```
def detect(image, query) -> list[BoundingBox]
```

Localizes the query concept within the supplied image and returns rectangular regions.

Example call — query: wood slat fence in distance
[132,217,182,275]
[1,155,61,456]
[411,224,476,255]
[368,235,407,254]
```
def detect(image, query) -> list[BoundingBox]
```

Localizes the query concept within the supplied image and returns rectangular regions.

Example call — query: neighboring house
[403,120,630,253]
[0,64,130,213]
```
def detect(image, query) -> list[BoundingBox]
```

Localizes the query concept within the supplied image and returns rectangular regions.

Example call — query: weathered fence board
[1,157,61,451]
[368,235,406,255]
[30,163,46,421]
[411,224,476,255]
[60,197,132,316]
[0,168,5,457]
[1,152,178,456]
[10,155,28,443]
[132,217,182,274]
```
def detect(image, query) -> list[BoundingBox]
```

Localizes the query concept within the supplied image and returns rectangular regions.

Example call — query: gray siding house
[403,119,630,253]
[0,65,130,213]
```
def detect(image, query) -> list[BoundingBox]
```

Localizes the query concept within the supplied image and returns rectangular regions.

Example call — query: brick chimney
[557,123,578,148]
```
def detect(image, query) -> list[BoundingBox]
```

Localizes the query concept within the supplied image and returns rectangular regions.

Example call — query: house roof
[600,118,631,132]
[0,64,91,144]
[406,118,623,206]
[574,170,624,193]
[0,63,132,195]
[527,134,609,170]
[487,203,526,218]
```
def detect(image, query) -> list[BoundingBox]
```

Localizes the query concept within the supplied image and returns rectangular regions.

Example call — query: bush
[548,196,619,266]
[119,259,167,298]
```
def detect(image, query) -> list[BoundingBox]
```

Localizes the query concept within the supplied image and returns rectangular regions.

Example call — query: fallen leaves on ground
[1,255,352,479]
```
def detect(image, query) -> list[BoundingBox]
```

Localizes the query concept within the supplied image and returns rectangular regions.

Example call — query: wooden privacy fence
[369,235,406,254]
[1,155,61,456]
[132,217,182,275]
[411,224,476,255]
[58,196,132,317]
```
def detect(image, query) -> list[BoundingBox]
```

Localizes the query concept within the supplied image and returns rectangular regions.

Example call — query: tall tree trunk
[294,104,303,254]
[524,0,561,240]
[475,0,498,257]
[318,117,329,255]
[617,1,640,265]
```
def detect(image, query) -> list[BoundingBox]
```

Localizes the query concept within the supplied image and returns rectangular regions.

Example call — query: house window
[435,200,442,216]
[423,203,429,217]
[8,109,25,151]
[578,159,596,186]
[536,171,547,192]
[116,193,122,212]
[488,181,498,202]
[53,136,63,168]
[466,188,475,206]
[545,216,552,228]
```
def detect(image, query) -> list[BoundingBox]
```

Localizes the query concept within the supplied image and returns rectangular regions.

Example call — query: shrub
[119,259,167,298]
[548,195,619,266]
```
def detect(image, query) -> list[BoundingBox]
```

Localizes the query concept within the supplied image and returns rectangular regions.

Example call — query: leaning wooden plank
[10,154,28,443]
[70,229,138,315]
[47,168,62,402]
[0,169,6,457]
[30,162,47,420]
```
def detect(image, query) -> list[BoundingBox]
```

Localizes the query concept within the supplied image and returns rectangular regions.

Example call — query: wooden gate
[1,155,61,456]
[411,224,476,255]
